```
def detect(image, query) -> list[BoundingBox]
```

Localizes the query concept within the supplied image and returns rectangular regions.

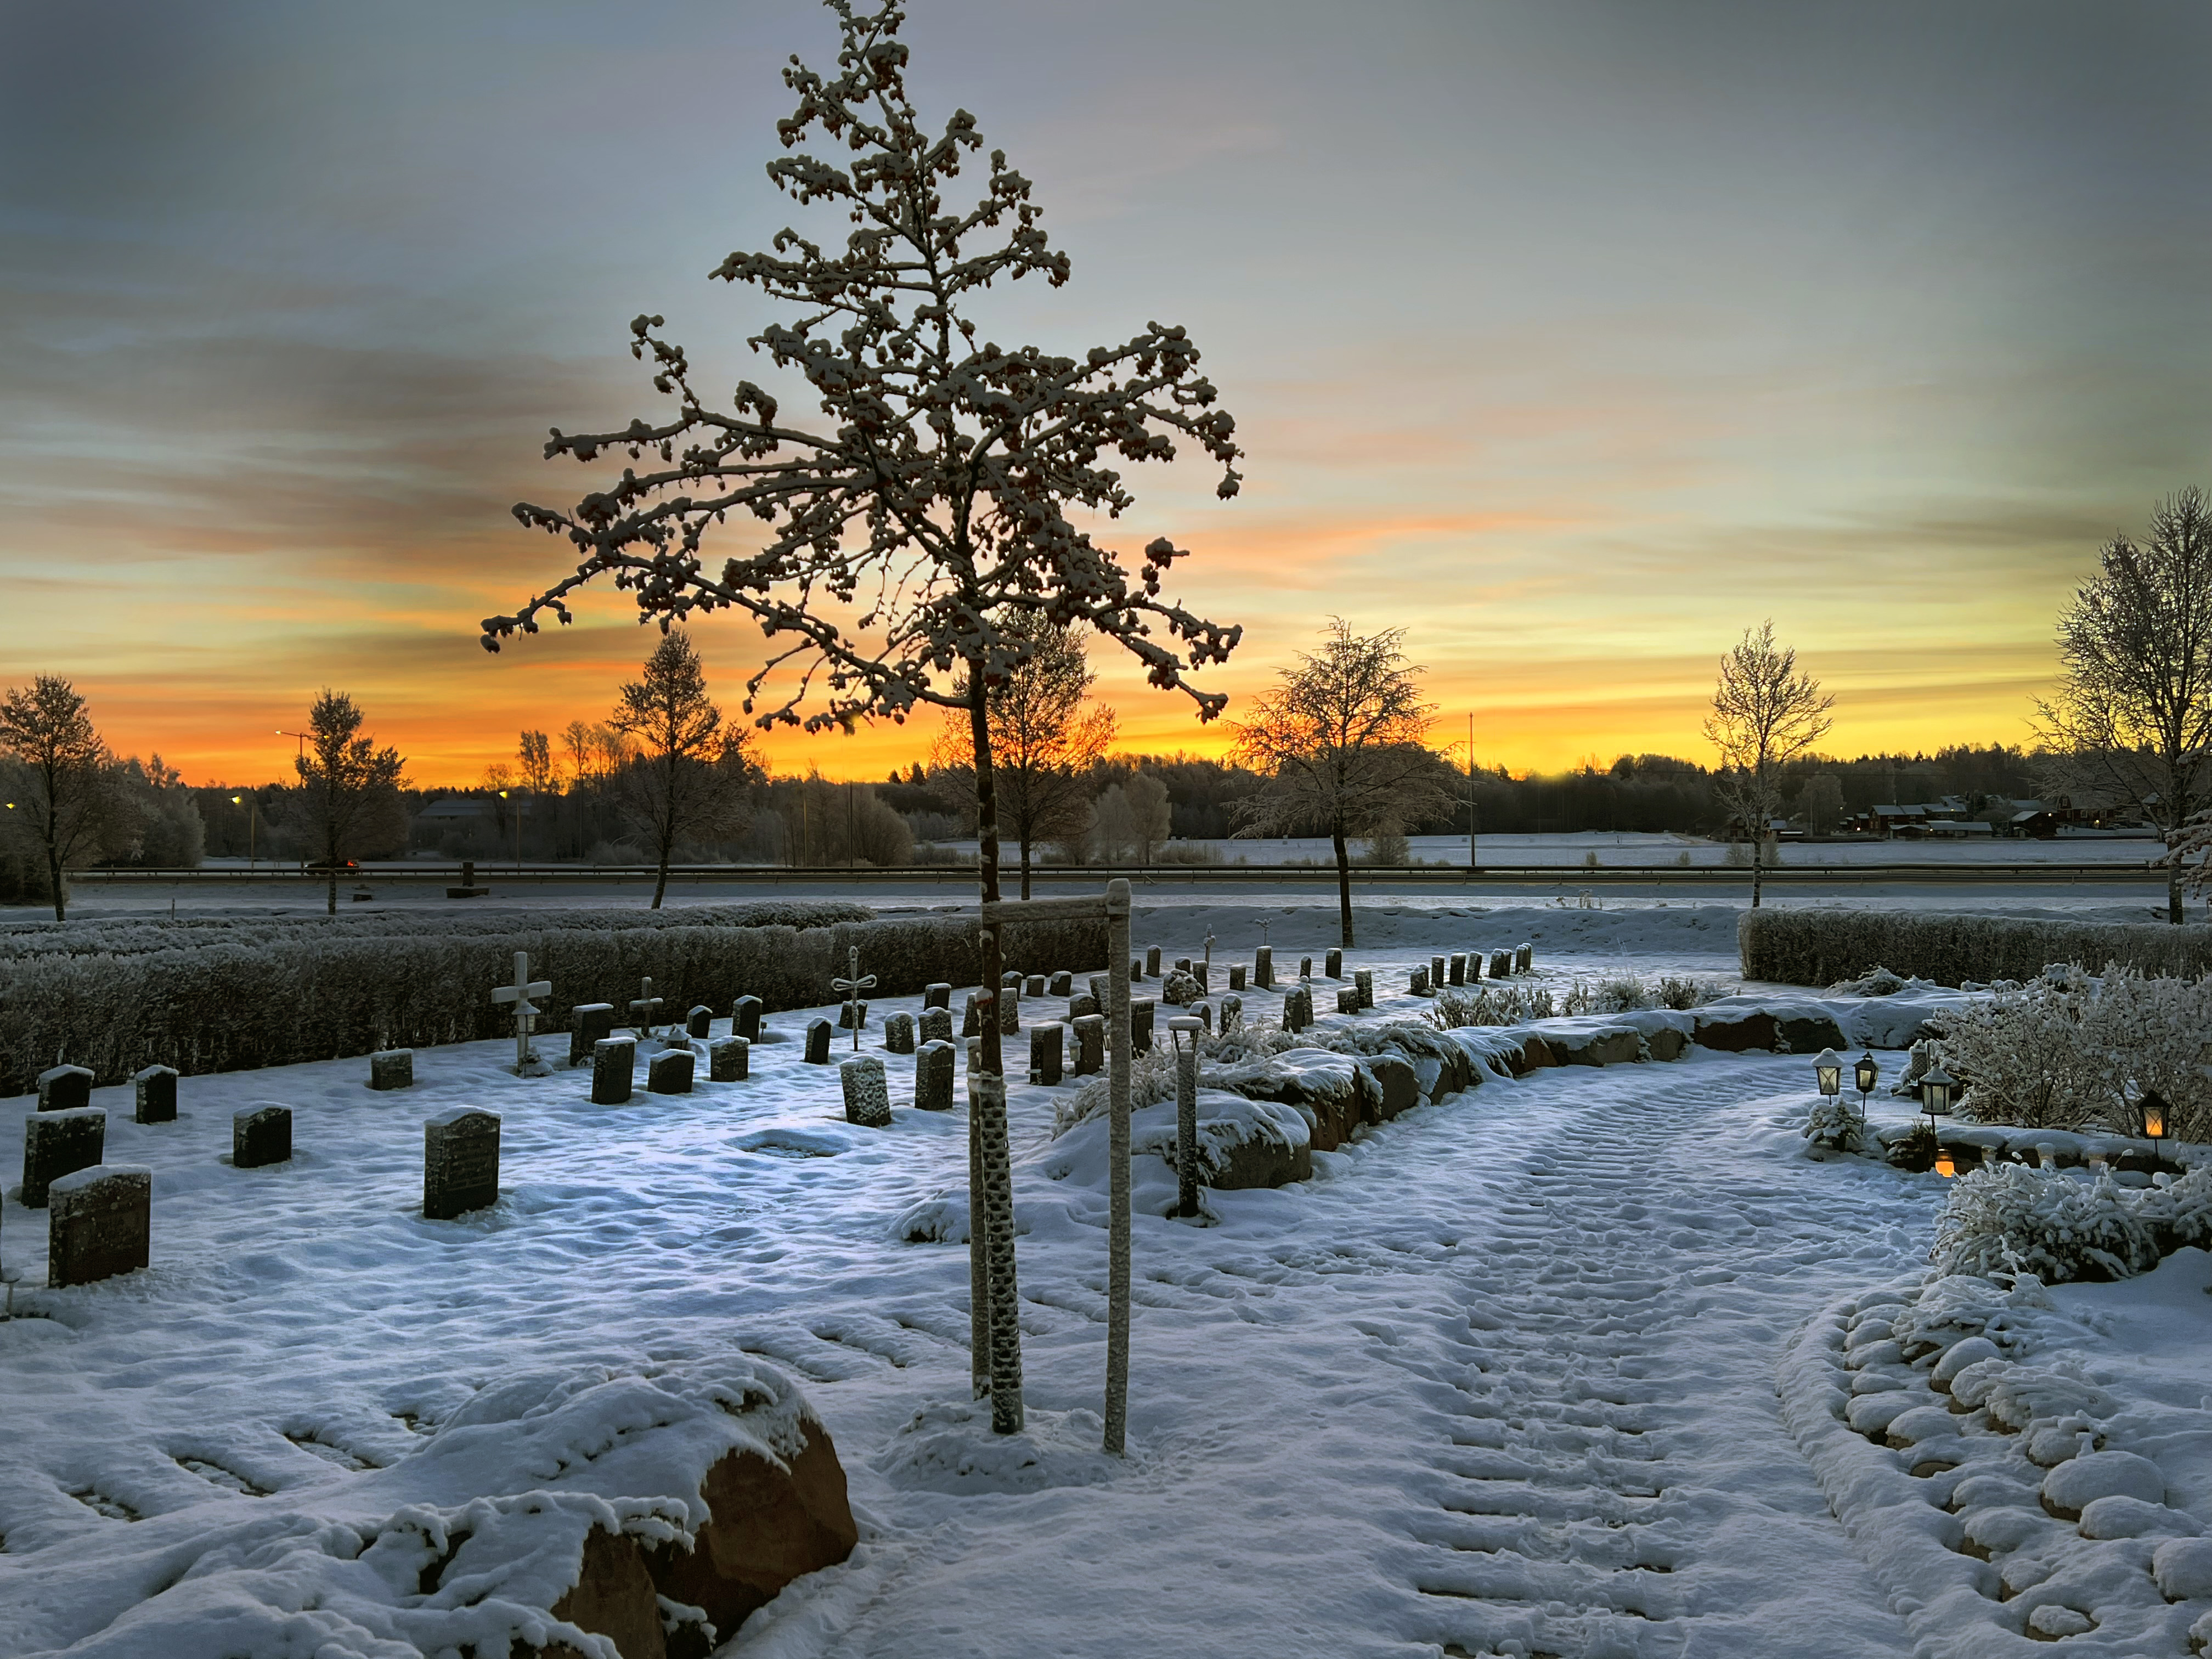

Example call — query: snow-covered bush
[1742,907,2212,989]
[1053,1046,1178,1136]
[1559,974,1724,1016]
[1160,968,1203,1007]
[1829,965,1911,996]
[1429,984,1555,1028]
[1802,1097,1866,1154]
[1931,1164,2162,1284]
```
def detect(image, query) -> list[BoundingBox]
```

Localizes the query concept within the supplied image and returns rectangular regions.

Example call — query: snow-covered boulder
[2154,1536,2212,1599]
[2041,1449,2165,1519]
[1043,1092,1312,1193]
[1207,1049,1372,1151]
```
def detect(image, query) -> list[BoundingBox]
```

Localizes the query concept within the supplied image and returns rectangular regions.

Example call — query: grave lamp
[2141,1090,2168,1147]
[1933,1152,1957,1180]
[1920,1064,1956,1135]
[1853,1051,1879,1131]
[1813,1048,1843,1099]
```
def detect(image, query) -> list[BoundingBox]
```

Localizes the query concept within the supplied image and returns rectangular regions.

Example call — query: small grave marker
[37,1065,92,1114]
[838,1000,871,1031]
[832,947,878,1051]
[884,1012,916,1054]
[1517,943,1533,973]
[924,983,953,1010]
[1430,955,1446,989]
[1144,947,1161,977]
[133,1065,177,1125]
[591,1037,635,1105]
[233,1105,292,1169]
[840,1056,892,1127]
[1489,949,1511,979]
[1255,946,1274,989]
[708,1035,750,1081]
[1325,948,1342,978]
[48,1164,151,1286]
[916,1040,955,1110]
[1336,986,1360,1015]
[1465,950,1483,981]
[1448,952,1467,986]
[628,977,664,1039]
[805,1019,833,1064]
[1029,1023,1065,1086]
[1073,1013,1105,1076]
[919,1006,953,1046]
[648,1048,693,1094]
[22,1108,104,1207]
[1025,975,1046,997]
[489,951,552,1073]
[1131,998,1156,1051]
[732,995,764,1042]
[1228,964,1246,991]
[685,1006,713,1040]
[1048,970,1073,997]
[1069,991,1101,1022]
[1283,986,1313,1032]
[569,1003,616,1067]
[1300,956,1314,979]
[1410,965,1430,995]
[423,1109,500,1221]
[1354,969,1374,1009]
[962,994,984,1037]
[369,1049,414,1091]
[1220,994,1243,1034]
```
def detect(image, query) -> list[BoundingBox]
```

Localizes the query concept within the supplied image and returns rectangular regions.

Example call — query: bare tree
[1229,620,1455,946]
[610,629,759,907]
[1090,770,1171,864]
[294,690,407,916]
[0,675,119,921]
[481,2,1242,1433]
[2037,488,2212,923]
[1703,621,1834,909]
[929,621,1115,897]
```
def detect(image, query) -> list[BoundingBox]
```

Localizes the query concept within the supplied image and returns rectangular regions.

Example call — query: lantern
[1854,1052,1880,1097]
[2142,1090,2168,1144]
[1934,1153,1957,1179]
[1814,1048,1843,1098]
[1920,1064,1955,1123]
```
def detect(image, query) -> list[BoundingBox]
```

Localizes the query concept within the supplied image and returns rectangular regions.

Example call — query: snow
[6,896,2212,1657]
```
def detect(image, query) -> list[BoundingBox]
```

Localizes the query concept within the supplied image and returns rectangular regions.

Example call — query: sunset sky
[3,1,2207,787]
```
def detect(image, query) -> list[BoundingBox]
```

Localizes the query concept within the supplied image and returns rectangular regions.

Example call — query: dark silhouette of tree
[481,1,1242,1432]
[1229,620,1454,946]
[0,674,115,920]
[1704,621,1833,910]
[295,690,407,916]
[610,629,759,908]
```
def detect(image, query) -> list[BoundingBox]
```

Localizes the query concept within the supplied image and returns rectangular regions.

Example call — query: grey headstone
[1176,957,1192,974]
[37,1064,92,1114]
[1002,969,1024,990]
[962,994,983,1038]
[1025,975,1046,997]
[919,1006,953,1046]
[1410,966,1430,995]
[732,995,764,1042]
[47,1163,151,1287]
[1193,1002,1213,1035]
[1069,991,1101,1022]
[1337,986,1361,1015]
[22,1107,104,1208]
[1448,952,1467,986]
[133,1065,178,1125]
[592,1036,635,1104]
[1228,964,1246,991]
[1130,958,1143,983]
[924,983,953,1010]
[1255,946,1273,989]
[569,1003,616,1067]
[1073,1013,1105,1076]
[1490,949,1513,980]
[1144,947,1161,977]
[1192,962,1210,993]
[1132,999,1156,1051]
[1029,1023,1065,1086]
[998,990,1019,1036]
[423,1109,500,1220]
[1430,956,1446,989]
[1325,948,1342,978]
[838,1000,870,1030]
[1048,971,1073,997]
[1517,943,1533,973]
[233,1104,292,1169]
[1301,956,1314,979]
[916,1040,955,1110]
[1282,987,1313,1032]
[884,1011,916,1054]
[1465,950,1483,980]
[805,1019,833,1064]
[369,1049,414,1092]
[709,1034,750,1081]
[648,1048,694,1094]
[686,1005,713,1039]
[1354,969,1375,1009]
[841,1056,892,1127]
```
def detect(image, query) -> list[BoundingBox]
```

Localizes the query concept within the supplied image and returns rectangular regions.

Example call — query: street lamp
[230,793,258,867]
[498,789,522,871]
[275,730,308,872]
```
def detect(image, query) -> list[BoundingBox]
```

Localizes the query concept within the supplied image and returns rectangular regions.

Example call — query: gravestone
[133,1065,178,1125]
[685,1006,713,1040]
[628,977,664,1039]
[48,1164,151,1286]
[1193,1002,1213,1035]
[916,1040,955,1111]
[884,1012,916,1054]
[1465,950,1482,980]
[1255,946,1274,989]
[1175,957,1191,974]
[1047,971,1073,997]
[840,1056,893,1127]
[1144,946,1161,977]
[1029,1023,1065,1086]
[1002,969,1024,991]
[1228,965,1246,991]
[648,1048,694,1095]
[1300,956,1314,979]
[1073,1013,1105,1076]
[805,1019,833,1064]
[422,1109,500,1221]
[37,1065,92,1114]
[1410,966,1430,995]
[1517,943,1533,973]
[1354,969,1375,1009]
[1448,952,1467,986]
[1025,975,1046,997]
[569,1003,616,1067]
[924,983,953,1010]
[998,990,1019,1036]
[919,1005,953,1046]
[1089,975,1110,1006]
[233,1105,292,1169]
[1192,962,1210,993]
[1130,958,1143,983]
[1336,986,1361,1015]
[732,995,764,1042]
[1069,991,1101,1022]
[962,994,983,1037]
[1430,956,1446,989]
[591,1037,635,1105]
[837,1000,870,1030]
[1325,948,1342,978]
[708,1035,750,1081]
[1132,998,1156,1051]
[1489,949,1512,980]
[369,1050,414,1092]
[1220,994,1243,1033]
[1282,986,1313,1032]
[22,1108,104,1208]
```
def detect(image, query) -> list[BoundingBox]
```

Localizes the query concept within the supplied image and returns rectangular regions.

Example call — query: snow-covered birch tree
[481,0,1243,1432]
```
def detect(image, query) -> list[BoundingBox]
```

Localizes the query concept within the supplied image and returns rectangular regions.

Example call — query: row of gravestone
[1405,944,1534,996]
[18,1102,505,1289]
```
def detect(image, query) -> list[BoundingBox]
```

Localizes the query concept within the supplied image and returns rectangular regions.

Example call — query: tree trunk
[1331,820,1354,947]
[1019,831,1032,901]
[45,837,64,923]
[325,804,339,917]
[967,667,1022,1432]
[1748,834,1763,910]
[2169,859,2185,925]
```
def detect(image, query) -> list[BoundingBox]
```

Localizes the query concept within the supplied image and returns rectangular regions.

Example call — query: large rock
[1365,1056,1420,1120]
[1210,1049,1373,1151]
[1776,1013,1848,1053]
[1693,1009,1781,1052]
[1555,1027,1641,1067]
[1502,1034,1559,1074]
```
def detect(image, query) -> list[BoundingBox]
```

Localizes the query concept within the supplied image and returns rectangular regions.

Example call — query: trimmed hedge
[1740,908,2212,989]
[0,910,1104,1095]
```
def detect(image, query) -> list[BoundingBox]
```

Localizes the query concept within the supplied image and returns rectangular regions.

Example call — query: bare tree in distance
[480,2,1243,1433]
[1229,620,1455,947]
[611,629,760,908]
[1091,769,1172,864]
[1703,621,1833,910]
[2038,488,2212,923]
[929,620,1115,898]
[0,675,117,921]
[295,690,407,916]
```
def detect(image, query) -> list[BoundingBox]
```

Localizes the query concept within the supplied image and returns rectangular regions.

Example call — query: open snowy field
[5,900,2211,1657]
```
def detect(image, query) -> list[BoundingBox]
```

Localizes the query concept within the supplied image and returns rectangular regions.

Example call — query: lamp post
[1853,1051,1880,1134]
[230,793,258,868]
[1168,1016,1204,1220]
[275,729,307,872]
[1814,1047,1843,1103]
[499,789,522,871]
[1920,1063,1955,1174]
[2141,1089,2168,1153]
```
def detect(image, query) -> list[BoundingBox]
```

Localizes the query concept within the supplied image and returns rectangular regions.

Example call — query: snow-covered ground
[5,900,2210,1657]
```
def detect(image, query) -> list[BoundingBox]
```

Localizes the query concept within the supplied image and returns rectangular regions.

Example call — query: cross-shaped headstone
[831,946,877,1052]
[490,951,551,1071]
[629,976,664,1039]
[1204,932,1215,967]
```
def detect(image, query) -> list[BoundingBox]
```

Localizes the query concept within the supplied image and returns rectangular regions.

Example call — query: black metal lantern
[2142,1089,2168,1146]
[1854,1052,1880,1096]
[1920,1064,1955,1125]
[1814,1047,1843,1098]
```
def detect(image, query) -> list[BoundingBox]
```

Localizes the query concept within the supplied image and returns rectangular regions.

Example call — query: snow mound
[873,1401,1128,1496]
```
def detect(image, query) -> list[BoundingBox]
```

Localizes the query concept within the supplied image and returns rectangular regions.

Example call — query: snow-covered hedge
[1930,1162,2212,1284]
[0,910,1105,1094]
[1740,907,2212,989]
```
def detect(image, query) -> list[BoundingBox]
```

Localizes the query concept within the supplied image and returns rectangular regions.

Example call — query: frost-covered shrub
[1429,984,1555,1028]
[1560,974,1725,1016]
[1829,965,1911,996]
[1931,1165,2162,1284]
[1802,1097,1866,1153]
[1930,963,2212,1138]
[1160,968,1203,1007]
[1742,907,2212,989]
